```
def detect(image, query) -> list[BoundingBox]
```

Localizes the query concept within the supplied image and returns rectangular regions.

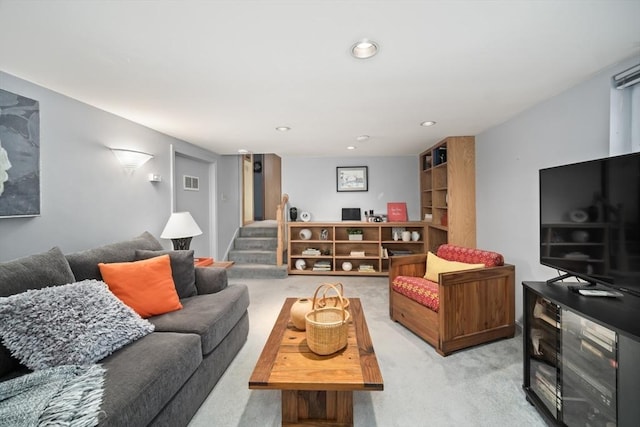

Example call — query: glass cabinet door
[561,309,618,427]
[528,296,561,418]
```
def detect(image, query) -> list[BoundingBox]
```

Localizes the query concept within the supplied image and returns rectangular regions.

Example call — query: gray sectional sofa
[0,232,250,426]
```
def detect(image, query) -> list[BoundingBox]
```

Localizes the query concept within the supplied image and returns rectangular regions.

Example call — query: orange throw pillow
[98,254,182,318]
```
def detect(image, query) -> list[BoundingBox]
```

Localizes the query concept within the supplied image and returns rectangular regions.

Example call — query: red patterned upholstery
[392,276,439,312]
[393,245,505,312]
[436,244,504,267]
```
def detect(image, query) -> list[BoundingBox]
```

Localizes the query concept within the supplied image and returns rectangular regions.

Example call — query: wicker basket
[305,283,350,355]
[313,282,350,311]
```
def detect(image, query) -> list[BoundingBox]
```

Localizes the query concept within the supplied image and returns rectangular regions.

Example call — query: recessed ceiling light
[420,121,437,127]
[351,39,379,59]
[347,146,356,150]
[238,149,249,154]
[275,126,291,132]
[356,135,370,141]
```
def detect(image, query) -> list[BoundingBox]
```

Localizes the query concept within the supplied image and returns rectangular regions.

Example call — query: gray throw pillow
[0,247,75,298]
[0,247,76,379]
[66,231,163,281]
[134,249,197,298]
[0,280,155,370]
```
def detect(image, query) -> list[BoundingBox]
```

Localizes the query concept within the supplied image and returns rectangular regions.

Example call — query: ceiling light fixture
[275,126,291,132]
[420,121,437,127]
[356,135,370,141]
[238,149,249,154]
[351,39,379,59]
[347,146,356,150]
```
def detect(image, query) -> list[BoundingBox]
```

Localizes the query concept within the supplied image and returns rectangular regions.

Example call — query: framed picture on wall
[336,166,368,192]
[0,89,40,218]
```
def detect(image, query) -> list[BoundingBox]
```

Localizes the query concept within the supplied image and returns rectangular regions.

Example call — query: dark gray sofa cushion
[134,249,197,298]
[0,247,74,297]
[194,266,228,294]
[98,332,202,427]
[149,284,250,355]
[0,247,75,378]
[66,231,163,281]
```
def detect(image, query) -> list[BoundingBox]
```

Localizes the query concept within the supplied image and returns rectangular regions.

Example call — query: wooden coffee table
[249,297,383,426]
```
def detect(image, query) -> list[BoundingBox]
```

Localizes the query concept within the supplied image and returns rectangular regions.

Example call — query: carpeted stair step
[228,249,277,265]
[239,227,277,238]
[234,236,277,251]
[226,264,288,279]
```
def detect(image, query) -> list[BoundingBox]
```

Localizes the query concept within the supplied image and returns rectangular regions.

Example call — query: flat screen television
[539,151,640,295]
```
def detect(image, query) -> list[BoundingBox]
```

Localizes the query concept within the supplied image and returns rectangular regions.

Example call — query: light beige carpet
[189,275,546,427]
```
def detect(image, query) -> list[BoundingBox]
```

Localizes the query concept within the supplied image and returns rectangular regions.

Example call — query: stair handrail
[276,193,289,266]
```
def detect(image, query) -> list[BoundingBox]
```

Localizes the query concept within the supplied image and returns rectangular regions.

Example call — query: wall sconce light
[111,148,154,170]
[160,211,203,250]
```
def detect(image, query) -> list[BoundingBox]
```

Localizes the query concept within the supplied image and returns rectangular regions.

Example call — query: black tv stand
[523,281,640,426]
[545,272,596,286]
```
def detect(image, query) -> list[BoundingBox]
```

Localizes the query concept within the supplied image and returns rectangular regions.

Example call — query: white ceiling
[1,1,639,157]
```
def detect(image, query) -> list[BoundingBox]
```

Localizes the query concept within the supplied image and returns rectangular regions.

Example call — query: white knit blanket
[0,364,105,427]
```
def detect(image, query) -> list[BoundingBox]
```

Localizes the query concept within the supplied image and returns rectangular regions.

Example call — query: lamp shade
[111,148,153,169]
[161,212,203,239]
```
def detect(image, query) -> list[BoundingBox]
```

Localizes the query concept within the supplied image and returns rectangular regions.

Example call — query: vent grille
[183,175,199,191]
[613,64,640,89]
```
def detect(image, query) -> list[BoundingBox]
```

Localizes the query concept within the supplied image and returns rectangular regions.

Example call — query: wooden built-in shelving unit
[288,222,426,276]
[419,136,476,251]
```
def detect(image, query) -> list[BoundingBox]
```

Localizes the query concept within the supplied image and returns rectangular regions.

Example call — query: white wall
[476,55,640,323]
[217,155,242,258]
[282,155,419,222]
[0,72,221,262]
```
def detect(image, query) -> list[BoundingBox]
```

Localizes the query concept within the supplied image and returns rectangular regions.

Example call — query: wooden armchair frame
[389,254,516,356]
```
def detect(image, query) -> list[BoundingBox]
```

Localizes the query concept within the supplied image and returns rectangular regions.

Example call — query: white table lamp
[161,212,203,250]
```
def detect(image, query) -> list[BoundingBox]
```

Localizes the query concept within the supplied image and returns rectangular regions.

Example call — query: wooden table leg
[282,390,353,426]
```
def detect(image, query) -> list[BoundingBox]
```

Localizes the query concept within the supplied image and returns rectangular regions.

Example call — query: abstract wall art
[0,88,40,217]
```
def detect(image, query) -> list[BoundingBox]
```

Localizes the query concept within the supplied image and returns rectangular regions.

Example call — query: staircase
[226,225,288,279]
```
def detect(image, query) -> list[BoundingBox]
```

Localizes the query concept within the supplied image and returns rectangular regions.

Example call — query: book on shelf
[380,246,389,258]
[350,250,366,257]
[312,261,332,271]
[358,264,375,272]
[387,202,408,222]
[302,248,321,256]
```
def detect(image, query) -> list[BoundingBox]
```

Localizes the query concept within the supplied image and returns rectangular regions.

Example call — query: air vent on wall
[183,175,199,191]
[613,64,640,89]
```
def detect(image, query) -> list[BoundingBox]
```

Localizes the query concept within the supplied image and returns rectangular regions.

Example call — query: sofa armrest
[388,254,427,282]
[389,254,427,316]
[439,263,514,286]
[437,264,516,346]
[194,267,228,295]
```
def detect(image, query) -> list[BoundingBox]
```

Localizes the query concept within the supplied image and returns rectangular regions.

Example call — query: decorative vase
[289,207,298,221]
[299,228,312,240]
[290,298,313,330]
[295,259,307,270]
[342,261,353,272]
[411,231,420,241]
[402,231,411,242]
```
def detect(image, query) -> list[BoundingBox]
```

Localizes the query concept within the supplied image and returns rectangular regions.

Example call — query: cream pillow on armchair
[424,251,484,282]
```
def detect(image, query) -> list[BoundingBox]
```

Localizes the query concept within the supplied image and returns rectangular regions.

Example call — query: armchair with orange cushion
[389,244,515,356]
